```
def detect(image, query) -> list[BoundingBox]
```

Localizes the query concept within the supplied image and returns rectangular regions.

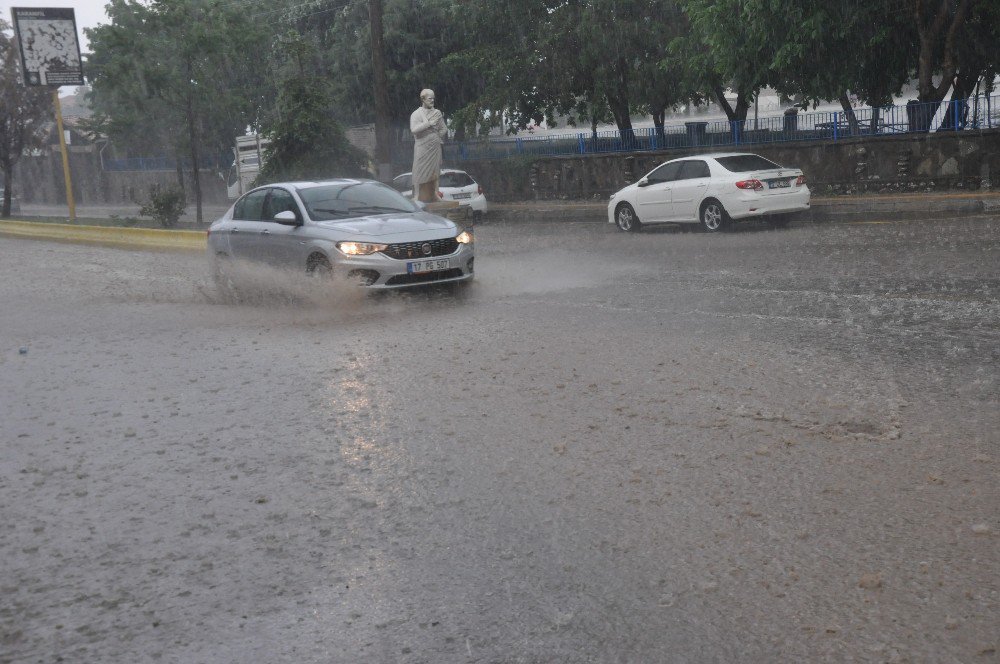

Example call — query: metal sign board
[10,7,85,86]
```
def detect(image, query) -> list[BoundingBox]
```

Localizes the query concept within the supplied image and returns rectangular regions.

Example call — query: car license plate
[768,179,791,189]
[407,258,450,274]
[453,193,472,200]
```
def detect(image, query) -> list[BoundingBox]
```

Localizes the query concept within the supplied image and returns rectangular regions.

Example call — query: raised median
[0,220,206,252]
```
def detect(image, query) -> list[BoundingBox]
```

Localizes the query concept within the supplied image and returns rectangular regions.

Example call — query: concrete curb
[488,192,998,223]
[2,191,996,250]
[0,220,206,252]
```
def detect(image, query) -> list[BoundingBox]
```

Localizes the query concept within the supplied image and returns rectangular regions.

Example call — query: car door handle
[230,228,239,233]
[260,230,270,235]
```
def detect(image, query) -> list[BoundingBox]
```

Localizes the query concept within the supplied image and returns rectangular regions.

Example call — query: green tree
[752,1,911,134]
[0,20,53,218]
[257,34,367,183]
[86,0,272,222]
[671,0,776,131]
[942,0,1000,127]
[323,0,481,133]
[446,0,689,144]
[913,0,973,105]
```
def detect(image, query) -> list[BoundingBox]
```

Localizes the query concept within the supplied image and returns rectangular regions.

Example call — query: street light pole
[52,89,76,221]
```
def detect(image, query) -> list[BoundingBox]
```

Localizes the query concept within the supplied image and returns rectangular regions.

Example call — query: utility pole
[369,0,392,183]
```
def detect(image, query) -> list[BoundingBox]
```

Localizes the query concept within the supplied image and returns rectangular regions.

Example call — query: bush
[139,186,186,227]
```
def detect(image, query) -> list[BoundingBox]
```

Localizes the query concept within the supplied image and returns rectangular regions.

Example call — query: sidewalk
[9,190,1000,228]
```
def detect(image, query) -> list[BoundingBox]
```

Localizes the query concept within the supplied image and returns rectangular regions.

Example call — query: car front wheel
[700,199,730,232]
[306,254,333,277]
[615,203,641,232]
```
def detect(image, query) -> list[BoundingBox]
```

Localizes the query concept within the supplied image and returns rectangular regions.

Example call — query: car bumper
[450,194,487,213]
[725,187,811,220]
[333,243,475,289]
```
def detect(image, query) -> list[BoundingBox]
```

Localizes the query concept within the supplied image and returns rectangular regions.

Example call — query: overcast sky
[4,0,110,51]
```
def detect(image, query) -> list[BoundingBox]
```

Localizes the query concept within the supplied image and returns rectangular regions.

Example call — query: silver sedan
[207,179,474,289]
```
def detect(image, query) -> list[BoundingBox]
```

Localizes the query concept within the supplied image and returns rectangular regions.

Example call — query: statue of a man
[409,89,448,203]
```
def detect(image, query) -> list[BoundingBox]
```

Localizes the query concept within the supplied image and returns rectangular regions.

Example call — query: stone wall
[13,145,230,206]
[11,129,999,206]
[457,129,1000,201]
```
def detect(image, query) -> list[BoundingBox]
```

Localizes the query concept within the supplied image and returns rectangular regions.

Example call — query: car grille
[382,238,459,260]
[386,269,464,286]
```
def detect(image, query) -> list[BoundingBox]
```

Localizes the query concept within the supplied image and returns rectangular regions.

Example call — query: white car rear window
[716,155,781,172]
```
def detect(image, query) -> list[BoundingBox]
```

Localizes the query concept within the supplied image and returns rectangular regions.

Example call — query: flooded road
[2,217,997,663]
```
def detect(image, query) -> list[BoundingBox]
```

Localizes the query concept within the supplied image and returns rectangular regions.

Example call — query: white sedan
[608,153,810,232]
[392,169,488,220]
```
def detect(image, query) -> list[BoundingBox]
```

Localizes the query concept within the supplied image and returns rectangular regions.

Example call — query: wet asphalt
[1,215,997,663]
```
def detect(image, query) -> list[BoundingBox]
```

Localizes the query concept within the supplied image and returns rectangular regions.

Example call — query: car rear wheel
[700,199,730,233]
[615,203,641,232]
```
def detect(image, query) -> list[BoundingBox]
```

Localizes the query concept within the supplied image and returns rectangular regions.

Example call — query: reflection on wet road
[1,215,997,662]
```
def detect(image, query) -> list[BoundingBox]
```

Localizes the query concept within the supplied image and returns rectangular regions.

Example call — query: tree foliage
[86,0,272,221]
[83,0,1000,175]
[0,19,53,218]
[256,34,367,183]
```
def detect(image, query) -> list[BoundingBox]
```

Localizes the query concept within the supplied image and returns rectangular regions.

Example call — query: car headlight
[456,230,473,244]
[337,241,388,256]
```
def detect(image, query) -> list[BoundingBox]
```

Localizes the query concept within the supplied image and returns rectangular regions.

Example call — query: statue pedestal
[423,200,471,226]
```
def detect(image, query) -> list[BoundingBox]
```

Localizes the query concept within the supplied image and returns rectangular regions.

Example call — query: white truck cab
[226,134,271,199]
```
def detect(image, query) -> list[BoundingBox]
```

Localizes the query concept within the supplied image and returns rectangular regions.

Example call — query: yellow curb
[0,220,206,252]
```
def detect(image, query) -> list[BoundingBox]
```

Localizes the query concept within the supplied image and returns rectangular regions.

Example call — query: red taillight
[437,190,444,199]
[735,179,763,191]
[477,185,483,195]
[795,175,806,186]
[206,229,212,236]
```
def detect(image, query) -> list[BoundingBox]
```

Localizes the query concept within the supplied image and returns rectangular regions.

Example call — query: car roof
[394,169,470,178]
[260,179,377,190]
[663,152,761,162]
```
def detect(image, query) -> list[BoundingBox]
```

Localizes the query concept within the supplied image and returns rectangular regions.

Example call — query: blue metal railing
[443,93,999,162]
[105,94,997,171]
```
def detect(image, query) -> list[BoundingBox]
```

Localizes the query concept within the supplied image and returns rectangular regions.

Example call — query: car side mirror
[637,177,650,187]
[274,210,300,225]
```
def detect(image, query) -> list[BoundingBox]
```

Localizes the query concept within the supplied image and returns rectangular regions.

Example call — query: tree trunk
[174,153,185,193]
[1,157,12,218]
[184,92,203,224]
[608,57,635,147]
[652,107,666,147]
[369,0,392,182]
[606,93,634,147]
[711,83,751,132]
[838,93,860,135]
[916,0,970,104]
[938,68,978,130]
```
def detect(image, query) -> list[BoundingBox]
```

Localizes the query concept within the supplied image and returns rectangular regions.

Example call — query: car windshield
[297,182,419,220]
[715,155,782,172]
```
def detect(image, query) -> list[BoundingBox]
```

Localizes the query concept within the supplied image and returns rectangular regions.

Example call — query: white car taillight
[795,175,806,186]
[735,179,764,191]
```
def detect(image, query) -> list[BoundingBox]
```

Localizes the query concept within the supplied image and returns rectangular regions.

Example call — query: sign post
[11,7,85,221]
